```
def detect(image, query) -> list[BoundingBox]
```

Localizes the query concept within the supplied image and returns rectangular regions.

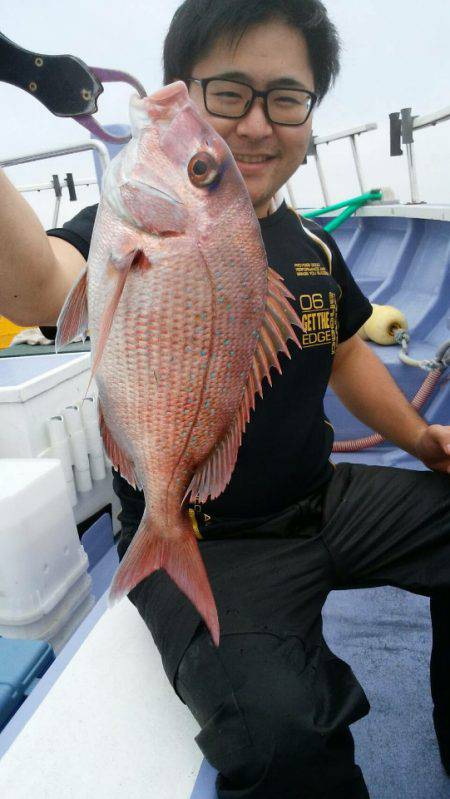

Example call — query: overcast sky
[1,0,449,227]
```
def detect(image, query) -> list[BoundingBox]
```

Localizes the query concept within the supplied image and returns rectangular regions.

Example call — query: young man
[1,1,449,796]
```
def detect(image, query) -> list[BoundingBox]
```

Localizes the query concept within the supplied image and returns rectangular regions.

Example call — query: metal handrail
[413,104,450,131]
[287,122,378,207]
[15,179,98,194]
[1,140,109,226]
[287,102,449,209]
[312,122,378,146]
[0,139,109,173]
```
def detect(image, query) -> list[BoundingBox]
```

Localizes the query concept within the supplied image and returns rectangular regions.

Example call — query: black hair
[163,0,341,103]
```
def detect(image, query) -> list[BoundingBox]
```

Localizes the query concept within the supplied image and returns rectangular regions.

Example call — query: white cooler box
[0,459,95,653]
[0,353,120,531]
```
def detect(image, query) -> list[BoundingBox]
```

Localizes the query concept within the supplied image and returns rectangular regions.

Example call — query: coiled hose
[332,366,445,452]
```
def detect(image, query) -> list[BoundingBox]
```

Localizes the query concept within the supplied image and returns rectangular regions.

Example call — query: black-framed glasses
[187,77,317,126]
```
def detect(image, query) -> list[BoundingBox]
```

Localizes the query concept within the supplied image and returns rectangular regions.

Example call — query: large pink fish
[57,81,303,646]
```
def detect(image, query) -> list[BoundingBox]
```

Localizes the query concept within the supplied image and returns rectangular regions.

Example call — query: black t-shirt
[45,200,371,688]
[45,200,371,520]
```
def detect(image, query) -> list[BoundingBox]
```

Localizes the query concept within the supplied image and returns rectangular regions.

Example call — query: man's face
[187,19,315,218]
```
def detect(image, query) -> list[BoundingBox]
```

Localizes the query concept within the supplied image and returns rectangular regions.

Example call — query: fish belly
[88,224,265,511]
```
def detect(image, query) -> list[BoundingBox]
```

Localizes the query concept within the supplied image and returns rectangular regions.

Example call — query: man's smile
[233,153,277,163]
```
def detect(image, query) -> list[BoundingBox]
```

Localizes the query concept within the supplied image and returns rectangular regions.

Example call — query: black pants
[128,463,450,798]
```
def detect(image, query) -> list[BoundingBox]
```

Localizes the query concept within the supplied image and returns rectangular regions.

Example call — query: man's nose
[235,97,274,138]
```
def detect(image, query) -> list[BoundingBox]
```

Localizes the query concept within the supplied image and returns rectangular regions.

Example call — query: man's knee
[211,680,327,785]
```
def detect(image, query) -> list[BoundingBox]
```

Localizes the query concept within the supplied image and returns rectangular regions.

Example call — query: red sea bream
[56,81,303,646]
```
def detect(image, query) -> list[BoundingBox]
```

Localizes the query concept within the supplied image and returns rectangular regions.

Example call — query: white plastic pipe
[80,397,106,481]
[46,416,77,506]
[63,405,93,493]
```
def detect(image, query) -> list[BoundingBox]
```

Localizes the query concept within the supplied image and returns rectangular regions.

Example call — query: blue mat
[190,588,448,799]
[322,588,448,797]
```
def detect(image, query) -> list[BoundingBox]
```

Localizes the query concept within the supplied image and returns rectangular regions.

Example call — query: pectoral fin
[55,266,88,351]
[80,247,149,401]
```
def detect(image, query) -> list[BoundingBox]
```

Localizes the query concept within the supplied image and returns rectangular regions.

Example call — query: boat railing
[0,140,108,227]
[390,104,450,203]
[2,104,449,225]
[309,122,377,206]
[283,102,450,210]
[279,122,378,209]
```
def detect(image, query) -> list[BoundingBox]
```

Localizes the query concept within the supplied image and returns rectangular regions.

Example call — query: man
[1,1,449,796]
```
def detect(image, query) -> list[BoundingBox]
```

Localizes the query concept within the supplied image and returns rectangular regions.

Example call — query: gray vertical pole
[285,181,297,208]
[405,142,420,203]
[52,194,62,227]
[400,108,421,204]
[350,134,365,194]
[314,147,330,206]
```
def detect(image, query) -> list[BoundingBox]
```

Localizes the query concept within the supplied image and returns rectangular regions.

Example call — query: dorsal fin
[184,266,303,504]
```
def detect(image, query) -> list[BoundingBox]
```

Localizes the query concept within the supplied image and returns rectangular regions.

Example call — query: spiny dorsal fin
[185,266,303,504]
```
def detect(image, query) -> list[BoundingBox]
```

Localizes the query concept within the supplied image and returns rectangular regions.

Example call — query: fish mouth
[128,82,190,135]
[150,82,189,105]
[147,81,190,122]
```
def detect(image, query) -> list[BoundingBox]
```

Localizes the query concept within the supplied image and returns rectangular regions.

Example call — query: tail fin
[108,515,220,646]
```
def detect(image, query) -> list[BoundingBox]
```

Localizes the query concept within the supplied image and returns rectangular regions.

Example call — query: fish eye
[188,151,220,187]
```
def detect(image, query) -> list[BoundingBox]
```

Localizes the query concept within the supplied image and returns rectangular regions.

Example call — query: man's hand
[413,425,450,474]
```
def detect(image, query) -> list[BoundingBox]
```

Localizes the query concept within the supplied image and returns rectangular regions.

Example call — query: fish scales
[56,81,303,645]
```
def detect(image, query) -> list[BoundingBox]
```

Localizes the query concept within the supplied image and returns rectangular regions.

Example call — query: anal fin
[98,401,141,490]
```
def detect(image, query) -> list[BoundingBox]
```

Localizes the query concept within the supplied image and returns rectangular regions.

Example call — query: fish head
[104,81,254,238]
